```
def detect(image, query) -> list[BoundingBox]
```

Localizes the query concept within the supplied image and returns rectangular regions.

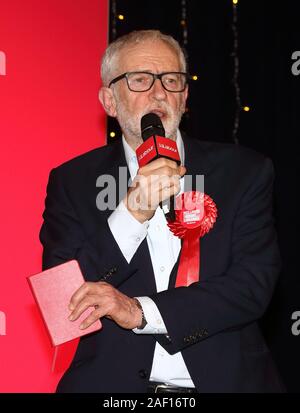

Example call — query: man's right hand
[124,158,186,223]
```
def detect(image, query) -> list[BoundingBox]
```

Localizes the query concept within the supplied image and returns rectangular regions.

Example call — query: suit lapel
[182,133,215,184]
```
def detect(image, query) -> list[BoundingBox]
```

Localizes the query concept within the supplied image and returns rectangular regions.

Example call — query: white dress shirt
[108,130,195,388]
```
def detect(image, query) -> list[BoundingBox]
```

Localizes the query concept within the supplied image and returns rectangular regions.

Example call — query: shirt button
[157,319,162,325]
[136,237,141,242]
[160,266,165,272]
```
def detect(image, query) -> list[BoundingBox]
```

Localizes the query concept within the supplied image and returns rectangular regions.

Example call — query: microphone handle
[157,151,178,221]
[159,195,175,221]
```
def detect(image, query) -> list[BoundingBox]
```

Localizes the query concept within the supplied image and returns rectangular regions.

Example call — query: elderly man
[40,30,284,393]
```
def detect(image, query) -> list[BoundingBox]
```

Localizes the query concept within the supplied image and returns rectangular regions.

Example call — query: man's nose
[150,77,167,100]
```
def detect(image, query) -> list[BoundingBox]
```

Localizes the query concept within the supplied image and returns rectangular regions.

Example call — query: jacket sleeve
[150,157,281,354]
[39,168,137,287]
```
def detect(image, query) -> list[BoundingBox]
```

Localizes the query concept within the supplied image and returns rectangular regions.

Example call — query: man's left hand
[68,281,142,330]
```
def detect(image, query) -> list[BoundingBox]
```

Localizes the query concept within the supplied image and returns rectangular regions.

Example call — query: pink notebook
[28,260,101,346]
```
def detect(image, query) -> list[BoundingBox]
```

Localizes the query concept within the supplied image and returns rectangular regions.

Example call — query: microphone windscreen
[141,113,165,141]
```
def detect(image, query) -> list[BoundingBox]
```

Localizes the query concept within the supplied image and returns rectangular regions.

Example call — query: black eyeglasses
[108,71,188,92]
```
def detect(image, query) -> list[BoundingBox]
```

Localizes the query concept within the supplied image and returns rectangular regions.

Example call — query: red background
[0,0,108,392]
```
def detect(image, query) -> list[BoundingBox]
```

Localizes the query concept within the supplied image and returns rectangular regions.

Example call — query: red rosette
[167,191,218,287]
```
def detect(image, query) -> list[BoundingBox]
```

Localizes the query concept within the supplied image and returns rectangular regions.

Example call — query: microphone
[136,113,181,220]
[137,113,181,167]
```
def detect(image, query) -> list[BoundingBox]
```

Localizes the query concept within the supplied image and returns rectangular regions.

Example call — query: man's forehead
[117,40,180,67]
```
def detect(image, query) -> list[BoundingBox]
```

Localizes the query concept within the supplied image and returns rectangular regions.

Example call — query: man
[40,30,284,392]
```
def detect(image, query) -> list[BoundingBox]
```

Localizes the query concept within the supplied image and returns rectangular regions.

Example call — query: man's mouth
[150,109,167,119]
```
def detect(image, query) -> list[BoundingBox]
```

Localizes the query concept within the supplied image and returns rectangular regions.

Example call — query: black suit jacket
[40,135,284,392]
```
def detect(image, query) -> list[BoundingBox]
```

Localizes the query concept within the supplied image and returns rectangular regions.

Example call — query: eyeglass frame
[108,71,189,93]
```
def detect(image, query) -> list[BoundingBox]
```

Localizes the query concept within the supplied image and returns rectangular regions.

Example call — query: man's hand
[68,281,142,330]
[124,158,186,223]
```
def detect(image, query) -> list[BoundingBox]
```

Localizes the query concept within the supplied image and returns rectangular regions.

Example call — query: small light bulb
[192,75,198,81]
[118,14,124,20]
[233,0,238,5]
[243,106,250,112]
[110,132,116,138]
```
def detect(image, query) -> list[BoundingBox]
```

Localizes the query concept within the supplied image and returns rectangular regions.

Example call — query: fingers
[69,282,93,311]
[68,282,146,331]
[68,281,110,327]
[79,308,104,330]
[127,175,179,211]
[156,174,181,203]
[179,165,186,176]
[139,158,185,178]
[68,294,100,322]
[140,157,177,172]
[135,159,186,202]
[125,159,186,222]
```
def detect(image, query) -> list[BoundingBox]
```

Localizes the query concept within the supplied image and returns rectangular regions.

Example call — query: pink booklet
[28,260,101,346]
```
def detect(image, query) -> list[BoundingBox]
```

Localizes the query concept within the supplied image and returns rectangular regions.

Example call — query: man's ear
[181,85,189,115]
[99,87,117,117]
[184,84,189,102]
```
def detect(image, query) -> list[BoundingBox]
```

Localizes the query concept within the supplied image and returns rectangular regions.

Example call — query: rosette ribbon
[167,191,218,287]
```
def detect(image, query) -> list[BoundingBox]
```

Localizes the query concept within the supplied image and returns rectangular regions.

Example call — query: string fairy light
[180,0,199,126]
[181,0,188,48]
[231,0,241,144]
[111,0,117,41]
[109,0,124,141]
[181,0,194,122]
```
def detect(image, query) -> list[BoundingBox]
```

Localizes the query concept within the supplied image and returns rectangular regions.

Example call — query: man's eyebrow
[126,70,180,73]
[126,70,153,72]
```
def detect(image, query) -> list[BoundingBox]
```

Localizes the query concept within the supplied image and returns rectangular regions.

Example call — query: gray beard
[114,97,184,147]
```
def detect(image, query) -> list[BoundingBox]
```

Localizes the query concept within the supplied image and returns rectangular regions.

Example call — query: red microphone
[136,113,181,220]
[136,113,181,167]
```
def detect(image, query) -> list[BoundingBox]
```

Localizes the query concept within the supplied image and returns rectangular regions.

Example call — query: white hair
[101,30,187,86]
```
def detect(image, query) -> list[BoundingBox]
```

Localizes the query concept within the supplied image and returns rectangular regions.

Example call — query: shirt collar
[122,129,185,180]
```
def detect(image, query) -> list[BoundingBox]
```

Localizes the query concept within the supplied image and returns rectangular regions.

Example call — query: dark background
[107,0,299,392]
